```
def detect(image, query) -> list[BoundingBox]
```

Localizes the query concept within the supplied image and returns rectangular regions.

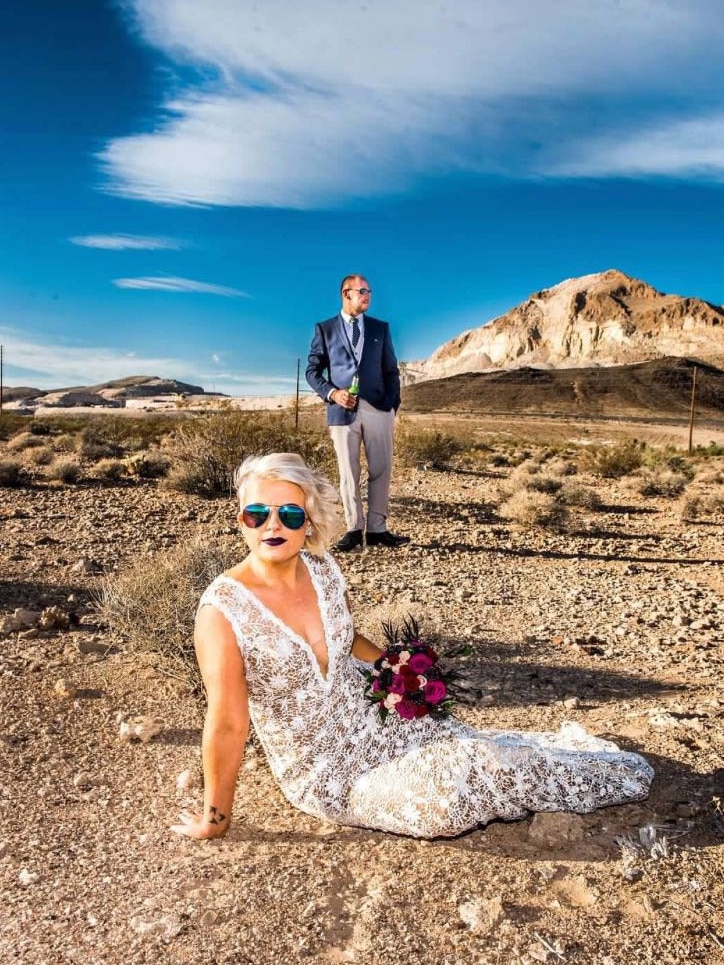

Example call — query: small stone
[52,678,76,700]
[18,868,38,886]
[71,557,103,575]
[563,697,580,709]
[119,715,165,743]
[176,769,199,792]
[38,606,71,631]
[76,638,111,655]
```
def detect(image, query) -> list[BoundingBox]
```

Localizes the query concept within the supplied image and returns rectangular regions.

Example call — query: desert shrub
[558,482,602,509]
[503,463,562,497]
[641,446,695,479]
[162,412,332,498]
[396,426,463,468]
[499,490,569,531]
[95,458,126,481]
[100,538,239,692]
[694,466,724,485]
[488,451,511,468]
[579,440,644,478]
[525,474,563,494]
[47,457,82,484]
[7,431,46,452]
[546,456,577,477]
[52,432,79,453]
[0,458,28,487]
[693,443,724,457]
[0,414,30,441]
[679,492,724,521]
[125,450,170,479]
[633,468,689,497]
[27,445,53,466]
[76,424,124,461]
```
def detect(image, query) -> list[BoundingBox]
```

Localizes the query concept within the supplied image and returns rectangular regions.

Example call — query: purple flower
[371,678,381,693]
[423,680,447,704]
[408,652,433,674]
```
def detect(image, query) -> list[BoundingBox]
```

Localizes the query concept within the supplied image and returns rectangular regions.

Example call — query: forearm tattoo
[206,805,228,826]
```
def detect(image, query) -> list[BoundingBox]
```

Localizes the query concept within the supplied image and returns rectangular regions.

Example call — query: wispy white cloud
[0,326,294,396]
[69,233,183,250]
[113,275,248,297]
[548,111,724,180]
[100,0,724,206]
[211,353,221,364]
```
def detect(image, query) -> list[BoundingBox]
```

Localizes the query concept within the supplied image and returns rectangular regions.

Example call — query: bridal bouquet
[362,618,456,723]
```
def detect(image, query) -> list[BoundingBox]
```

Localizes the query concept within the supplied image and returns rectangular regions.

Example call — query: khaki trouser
[329,399,395,533]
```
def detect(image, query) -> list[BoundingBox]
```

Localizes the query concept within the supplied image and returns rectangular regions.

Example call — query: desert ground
[1,410,722,965]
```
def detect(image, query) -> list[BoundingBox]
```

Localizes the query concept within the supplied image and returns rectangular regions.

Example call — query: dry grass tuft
[558,482,602,509]
[633,468,689,498]
[0,458,28,487]
[100,539,239,692]
[47,458,82,484]
[95,458,126,481]
[499,489,569,531]
[396,426,463,469]
[6,431,47,452]
[579,440,644,478]
[162,412,332,498]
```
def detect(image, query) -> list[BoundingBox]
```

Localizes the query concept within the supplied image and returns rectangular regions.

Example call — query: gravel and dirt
[1,429,722,965]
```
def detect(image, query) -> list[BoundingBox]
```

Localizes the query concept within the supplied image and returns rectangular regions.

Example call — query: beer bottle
[349,373,360,398]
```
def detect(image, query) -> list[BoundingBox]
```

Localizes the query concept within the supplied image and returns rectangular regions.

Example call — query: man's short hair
[340,274,366,294]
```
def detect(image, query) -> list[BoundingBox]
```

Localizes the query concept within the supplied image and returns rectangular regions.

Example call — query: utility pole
[294,357,300,430]
[687,363,697,454]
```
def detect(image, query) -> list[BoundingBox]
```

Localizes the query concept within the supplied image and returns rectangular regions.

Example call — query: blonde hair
[233,453,340,557]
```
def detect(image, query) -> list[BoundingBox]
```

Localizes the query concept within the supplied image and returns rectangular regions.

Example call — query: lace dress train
[199,553,653,838]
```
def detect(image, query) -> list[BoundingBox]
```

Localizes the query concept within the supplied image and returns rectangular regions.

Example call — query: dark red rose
[389,675,407,695]
[395,699,418,720]
[387,653,400,666]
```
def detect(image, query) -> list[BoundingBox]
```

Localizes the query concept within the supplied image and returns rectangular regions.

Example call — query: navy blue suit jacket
[306,314,401,426]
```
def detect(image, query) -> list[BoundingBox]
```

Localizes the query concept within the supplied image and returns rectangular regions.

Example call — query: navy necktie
[350,316,360,350]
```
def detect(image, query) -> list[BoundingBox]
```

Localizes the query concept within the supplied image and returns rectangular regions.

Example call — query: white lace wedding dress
[199,552,653,838]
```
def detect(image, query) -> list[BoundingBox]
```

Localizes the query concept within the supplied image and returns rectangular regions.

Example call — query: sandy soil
[1,437,723,964]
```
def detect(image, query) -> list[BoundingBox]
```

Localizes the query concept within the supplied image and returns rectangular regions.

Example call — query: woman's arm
[351,630,383,662]
[171,605,249,839]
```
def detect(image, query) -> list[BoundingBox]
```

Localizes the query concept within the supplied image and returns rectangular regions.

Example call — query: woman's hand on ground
[170,809,229,839]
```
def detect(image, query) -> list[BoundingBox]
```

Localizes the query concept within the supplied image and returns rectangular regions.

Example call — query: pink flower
[423,680,447,704]
[371,678,381,692]
[409,652,433,674]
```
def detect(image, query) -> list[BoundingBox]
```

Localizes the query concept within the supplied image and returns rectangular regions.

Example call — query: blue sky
[3,0,724,395]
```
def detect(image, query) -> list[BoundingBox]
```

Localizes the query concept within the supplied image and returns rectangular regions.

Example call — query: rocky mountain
[402,356,724,419]
[2,376,213,410]
[401,270,724,384]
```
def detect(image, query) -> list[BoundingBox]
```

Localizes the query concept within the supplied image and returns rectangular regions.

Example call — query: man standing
[306,274,409,551]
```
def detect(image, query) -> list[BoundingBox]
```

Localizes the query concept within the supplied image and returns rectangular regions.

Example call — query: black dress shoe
[365,530,410,548]
[334,529,364,552]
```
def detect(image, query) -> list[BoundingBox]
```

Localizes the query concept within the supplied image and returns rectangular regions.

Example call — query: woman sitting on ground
[172,452,653,840]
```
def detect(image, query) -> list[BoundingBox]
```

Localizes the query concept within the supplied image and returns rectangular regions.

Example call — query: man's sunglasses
[345,288,372,296]
[242,503,307,530]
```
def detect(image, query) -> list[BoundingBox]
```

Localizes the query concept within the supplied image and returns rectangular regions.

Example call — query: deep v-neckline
[220,553,333,687]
